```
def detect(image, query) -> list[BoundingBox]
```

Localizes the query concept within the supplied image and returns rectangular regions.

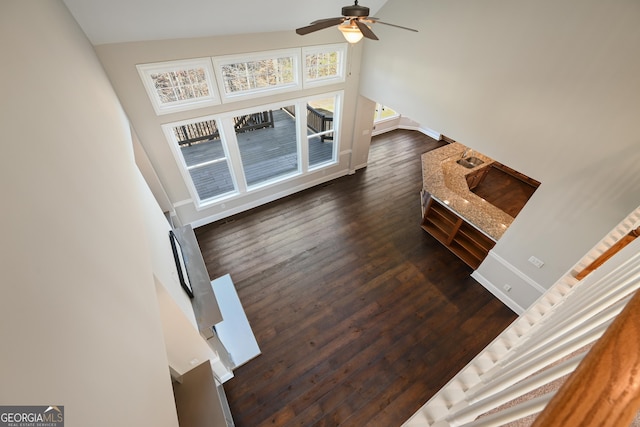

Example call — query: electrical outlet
[528,256,545,268]
[503,284,512,292]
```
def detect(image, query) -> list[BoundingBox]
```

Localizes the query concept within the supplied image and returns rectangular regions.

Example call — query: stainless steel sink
[457,156,484,169]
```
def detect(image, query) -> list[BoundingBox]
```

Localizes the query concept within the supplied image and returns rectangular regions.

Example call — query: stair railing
[403,208,640,427]
[532,287,640,427]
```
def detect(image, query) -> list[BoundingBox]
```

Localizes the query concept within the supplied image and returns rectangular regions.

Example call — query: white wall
[136,167,230,377]
[133,129,175,217]
[95,32,369,226]
[0,2,178,425]
[359,0,640,299]
[154,279,222,376]
[137,169,197,328]
[351,96,377,170]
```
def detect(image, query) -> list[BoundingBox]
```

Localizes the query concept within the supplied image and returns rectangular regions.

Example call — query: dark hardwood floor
[195,130,518,426]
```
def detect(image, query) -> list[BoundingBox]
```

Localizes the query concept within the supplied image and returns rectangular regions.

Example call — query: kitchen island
[420,143,515,268]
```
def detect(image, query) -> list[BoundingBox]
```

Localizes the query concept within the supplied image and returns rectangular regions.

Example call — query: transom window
[302,44,347,88]
[221,58,294,93]
[139,45,346,110]
[143,47,347,207]
[137,58,219,115]
[213,49,301,102]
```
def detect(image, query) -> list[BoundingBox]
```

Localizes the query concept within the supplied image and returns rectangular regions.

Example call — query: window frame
[212,48,302,103]
[163,92,343,209]
[137,58,220,115]
[162,115,238,205]
[302,43,348,89]
[373,103,400,123]
[305,92,342,171]
[225,102,303,191]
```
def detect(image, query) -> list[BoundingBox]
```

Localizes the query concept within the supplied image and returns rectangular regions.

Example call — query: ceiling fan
[295,1,418,44]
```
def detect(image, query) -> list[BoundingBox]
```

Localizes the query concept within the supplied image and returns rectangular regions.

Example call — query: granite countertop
[421,142,514,240]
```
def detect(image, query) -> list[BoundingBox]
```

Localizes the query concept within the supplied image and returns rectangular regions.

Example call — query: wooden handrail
[532,289,640,427]
[576,227,640,280]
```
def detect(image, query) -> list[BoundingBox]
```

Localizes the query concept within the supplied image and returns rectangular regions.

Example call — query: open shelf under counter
[421,191,496,269]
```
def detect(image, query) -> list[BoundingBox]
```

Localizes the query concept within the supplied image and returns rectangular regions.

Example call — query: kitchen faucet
[461,148,472,158]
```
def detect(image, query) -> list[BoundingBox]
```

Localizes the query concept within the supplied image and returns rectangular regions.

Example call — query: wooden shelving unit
[421,192,496,269]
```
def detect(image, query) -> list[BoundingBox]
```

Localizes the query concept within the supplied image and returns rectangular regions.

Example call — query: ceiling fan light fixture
[338,21,364,43]
[296,1,417,42]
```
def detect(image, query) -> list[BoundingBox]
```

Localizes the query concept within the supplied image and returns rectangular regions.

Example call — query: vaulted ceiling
[62,0,388,45]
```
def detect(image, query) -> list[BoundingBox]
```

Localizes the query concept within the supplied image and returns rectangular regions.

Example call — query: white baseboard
[351,162,368,171]
[471,251,546,314]
[374,123,442,141]
[488,251,547,295]
[187,124,440,227]
[398,125,441,141]
[188,169,349,228]
[216,370,234,383]
[472,270,526,315]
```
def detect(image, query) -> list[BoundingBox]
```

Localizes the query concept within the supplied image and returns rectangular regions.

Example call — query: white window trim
[374,103,400,123]
[306,91,342,171]
[217,99,304,191]
[137,58,220,115]
[302,43,348,89]
[163,91,343,210]
[161,115,238,205]
[212,48,302,103]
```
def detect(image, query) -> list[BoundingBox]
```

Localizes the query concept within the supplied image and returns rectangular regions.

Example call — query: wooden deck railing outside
[283,104,334,141]
[232,110,274,133]
[174,120,220,146]
[175,111,275,146]
[306,106,333,142]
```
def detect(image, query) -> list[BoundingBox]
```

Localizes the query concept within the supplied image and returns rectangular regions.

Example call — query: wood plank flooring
[471,165,538,218]
[195,129,518,427]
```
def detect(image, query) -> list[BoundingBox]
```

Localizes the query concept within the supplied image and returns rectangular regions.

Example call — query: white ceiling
[62,0,389,45]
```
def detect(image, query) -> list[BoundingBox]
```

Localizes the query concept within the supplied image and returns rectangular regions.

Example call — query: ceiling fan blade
[355,19,379,40]
[296,17,345,35]
[310,17,344,25]
[370,19,418,32]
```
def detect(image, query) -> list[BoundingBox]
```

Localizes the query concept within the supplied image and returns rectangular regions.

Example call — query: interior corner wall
[136,168,198,328]
[358,0,640,296]
[133,128,174,216]
[350,96,377,170]
[154,279,219,376]
[0,2,178,425]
